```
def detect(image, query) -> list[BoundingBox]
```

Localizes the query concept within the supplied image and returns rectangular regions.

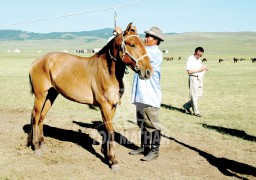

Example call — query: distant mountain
[0,28,114,40]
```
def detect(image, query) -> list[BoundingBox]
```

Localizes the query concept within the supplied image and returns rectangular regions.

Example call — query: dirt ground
[0,107,255,180]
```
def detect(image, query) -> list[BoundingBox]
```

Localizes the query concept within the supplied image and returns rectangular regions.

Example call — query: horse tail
[29,74,34,95]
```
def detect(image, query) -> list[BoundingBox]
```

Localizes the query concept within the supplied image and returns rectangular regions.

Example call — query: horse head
[113,23,153,80]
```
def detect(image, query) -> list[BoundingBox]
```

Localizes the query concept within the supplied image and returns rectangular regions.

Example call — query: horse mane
[97,36,116,56]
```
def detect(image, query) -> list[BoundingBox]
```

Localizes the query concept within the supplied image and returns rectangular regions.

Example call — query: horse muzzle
[137,68,152,80]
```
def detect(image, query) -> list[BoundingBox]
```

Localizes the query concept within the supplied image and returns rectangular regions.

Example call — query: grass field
[0,33,256,136]
[0,32,255,179]
[0,32,255,137]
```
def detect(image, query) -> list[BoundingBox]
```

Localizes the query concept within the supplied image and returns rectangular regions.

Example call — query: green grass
[0,32,255,139]
[160,60,256,136]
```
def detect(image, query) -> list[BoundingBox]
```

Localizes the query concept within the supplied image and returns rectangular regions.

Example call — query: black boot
[129,146,144,155]
[143,130,151,156]
[140,130,161,161]
[129,131,146,155]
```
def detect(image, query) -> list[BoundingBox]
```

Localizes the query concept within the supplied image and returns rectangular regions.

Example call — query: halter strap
[123,50,148,63]
[108,33,149,64]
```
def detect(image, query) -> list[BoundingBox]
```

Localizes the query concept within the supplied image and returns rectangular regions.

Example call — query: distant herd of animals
[163,56,181,61]
[163,57,256,63]
[218,58,256,63]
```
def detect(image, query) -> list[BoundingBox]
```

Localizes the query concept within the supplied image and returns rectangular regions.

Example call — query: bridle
[108,33,149,69]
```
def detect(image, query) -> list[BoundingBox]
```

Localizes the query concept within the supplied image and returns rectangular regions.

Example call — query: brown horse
[27,23,152,170]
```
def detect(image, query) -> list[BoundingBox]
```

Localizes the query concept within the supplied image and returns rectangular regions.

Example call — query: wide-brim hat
[144,26,164,41]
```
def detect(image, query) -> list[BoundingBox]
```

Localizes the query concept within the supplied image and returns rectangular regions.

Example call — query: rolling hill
[0,29,255,60]
[0,28,114,40]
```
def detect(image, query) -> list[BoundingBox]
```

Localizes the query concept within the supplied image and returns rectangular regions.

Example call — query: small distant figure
[178,56,181,60]
[219,59,224,63]
[233,58,239,63]
[252,58,256,63]
[164,57,173,61]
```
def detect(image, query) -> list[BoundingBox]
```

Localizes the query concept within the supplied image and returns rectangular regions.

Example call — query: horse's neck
[95,43,125,76]
[92,51,125,80]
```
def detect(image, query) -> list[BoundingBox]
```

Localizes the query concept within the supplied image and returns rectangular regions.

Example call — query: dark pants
[135,103,161,153]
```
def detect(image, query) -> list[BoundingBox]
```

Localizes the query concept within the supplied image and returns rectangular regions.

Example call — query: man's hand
[203,65,208,71]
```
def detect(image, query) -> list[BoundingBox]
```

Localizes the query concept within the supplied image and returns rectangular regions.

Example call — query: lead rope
[108,49,117,61]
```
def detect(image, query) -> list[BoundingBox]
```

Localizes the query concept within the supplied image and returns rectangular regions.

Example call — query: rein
[108,33,149,65]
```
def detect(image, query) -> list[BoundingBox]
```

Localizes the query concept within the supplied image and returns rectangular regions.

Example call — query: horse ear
[124,22,133,35]
[131,26,137,33]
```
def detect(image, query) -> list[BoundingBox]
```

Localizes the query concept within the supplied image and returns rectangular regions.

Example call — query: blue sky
[0,0,255,33]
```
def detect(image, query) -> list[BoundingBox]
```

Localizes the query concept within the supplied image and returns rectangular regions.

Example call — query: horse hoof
[111,164,120,171]
[40,143,47,152]
[35,149,42,156]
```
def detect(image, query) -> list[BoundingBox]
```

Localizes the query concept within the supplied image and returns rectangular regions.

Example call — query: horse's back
[30,52,95,104]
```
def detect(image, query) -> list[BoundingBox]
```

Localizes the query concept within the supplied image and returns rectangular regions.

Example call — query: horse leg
[38,88,59,151]
[30,95,46,155]
[100,104,119,170]
[29,88,58,155]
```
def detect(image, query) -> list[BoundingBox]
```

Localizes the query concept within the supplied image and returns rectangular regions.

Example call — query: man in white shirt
[183,47,208,117]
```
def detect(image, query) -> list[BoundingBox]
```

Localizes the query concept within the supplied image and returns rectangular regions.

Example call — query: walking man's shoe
[195,114,201,117]
[183,104,192,114]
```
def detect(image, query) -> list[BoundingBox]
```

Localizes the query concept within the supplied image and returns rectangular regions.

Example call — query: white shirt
[186,55,203,77]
